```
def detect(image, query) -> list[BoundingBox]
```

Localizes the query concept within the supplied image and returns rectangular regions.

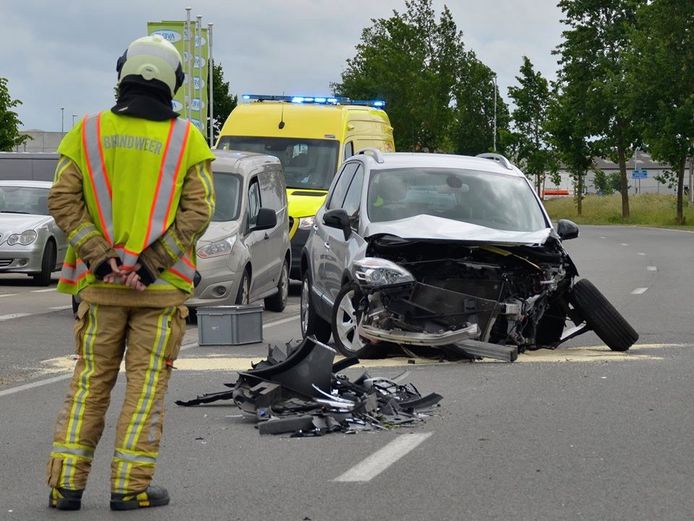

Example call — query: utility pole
[492,74,497,152]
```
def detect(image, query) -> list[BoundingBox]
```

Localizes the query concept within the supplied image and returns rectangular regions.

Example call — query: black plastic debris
[176,337,442,436]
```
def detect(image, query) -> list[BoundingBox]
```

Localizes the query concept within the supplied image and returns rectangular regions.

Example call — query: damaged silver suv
[299,150,638,360]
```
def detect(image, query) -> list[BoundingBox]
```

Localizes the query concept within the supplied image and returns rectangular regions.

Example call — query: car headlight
[7,230,38,246]
[351,257,415,287]
[298,216,316,230]
[197,235,236,259]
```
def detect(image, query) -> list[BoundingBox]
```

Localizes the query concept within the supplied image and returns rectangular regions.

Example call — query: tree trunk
[676,157,685,224]
[617,144,630,218]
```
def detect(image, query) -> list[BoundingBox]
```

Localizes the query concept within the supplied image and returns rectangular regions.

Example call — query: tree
[208,62,237,142]
[451,52,511,156]
[507,57,557,195]
[555,0,646,218]
[333,0,468,152]
[625,0,693,224]
[0,77,29,151]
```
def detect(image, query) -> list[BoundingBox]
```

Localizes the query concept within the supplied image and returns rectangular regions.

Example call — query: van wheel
[32,240,56,286]
[235,270,250,305]
[300,271,331,343]
[265,259,288,312]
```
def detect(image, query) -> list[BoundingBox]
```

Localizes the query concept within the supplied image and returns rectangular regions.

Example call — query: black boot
[49,487,83,510]
[110,485,170,510]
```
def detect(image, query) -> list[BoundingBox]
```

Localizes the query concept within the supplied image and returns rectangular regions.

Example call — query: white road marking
[0,313,299,397]
[0,313,31,321]
[334,433,433,482]
[637,252,646,256]
[620,243,629,246]
[647,266,658,272]
[632,287,649,295]
[31,288,57,293]
[0,294,17,298]
[600,236,607,239]
[49,305,72,311]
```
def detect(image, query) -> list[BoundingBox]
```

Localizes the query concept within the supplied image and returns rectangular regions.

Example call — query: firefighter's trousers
[47,303,187,494]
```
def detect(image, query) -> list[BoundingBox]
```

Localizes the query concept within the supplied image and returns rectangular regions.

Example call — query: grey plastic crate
[196,305,264,346]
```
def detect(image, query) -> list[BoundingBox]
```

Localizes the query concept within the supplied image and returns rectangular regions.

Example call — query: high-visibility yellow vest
[56,111,215,295]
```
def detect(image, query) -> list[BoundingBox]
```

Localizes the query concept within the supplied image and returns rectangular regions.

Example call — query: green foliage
[592,170,614,195]
[544,193,694,227]
[0,77,29,151]
[553,0,646,218]
[210,62,237,141]
[625,0,693,224]
[333,0,508,153]
[507,57,556,193]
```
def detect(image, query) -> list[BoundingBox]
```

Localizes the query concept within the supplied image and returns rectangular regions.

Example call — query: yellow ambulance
[216,95,395,278]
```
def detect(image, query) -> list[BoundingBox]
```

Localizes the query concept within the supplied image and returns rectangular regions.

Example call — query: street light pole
[72,114,77,127]
[60,107,64,134]
[492,74,497,152]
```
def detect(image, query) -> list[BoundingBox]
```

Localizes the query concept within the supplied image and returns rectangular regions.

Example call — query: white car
[0,180,66,285]
[300,150,638,360]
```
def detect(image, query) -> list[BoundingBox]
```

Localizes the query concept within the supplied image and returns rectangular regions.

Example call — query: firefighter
[46,34,215,511]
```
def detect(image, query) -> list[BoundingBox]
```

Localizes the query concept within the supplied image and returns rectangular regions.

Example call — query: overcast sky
[0,0,565,132]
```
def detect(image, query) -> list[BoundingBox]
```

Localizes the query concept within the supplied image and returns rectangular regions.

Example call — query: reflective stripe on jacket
[55,111,214,295]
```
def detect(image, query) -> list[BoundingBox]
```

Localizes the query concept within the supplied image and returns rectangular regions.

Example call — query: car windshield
[211,173,242,222]
[0,186,50,215]
[217,136,339,190]
[366,168,548,231]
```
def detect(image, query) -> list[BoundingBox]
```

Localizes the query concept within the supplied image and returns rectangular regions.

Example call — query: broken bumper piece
[357,323,480,346]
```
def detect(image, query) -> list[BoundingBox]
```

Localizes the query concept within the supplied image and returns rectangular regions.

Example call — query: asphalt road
[1,225,693,521]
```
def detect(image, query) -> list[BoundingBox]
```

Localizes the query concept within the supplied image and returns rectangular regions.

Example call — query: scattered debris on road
[176,337,442,436]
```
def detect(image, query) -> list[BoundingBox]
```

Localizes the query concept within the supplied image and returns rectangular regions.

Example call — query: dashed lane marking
[0,294,17,298]
[632,287,649,294]
[620,243,629,246]
[0,313,31,321]
[334,433,433,482]
[49,305,72,311]
[647,266,658,272]
[31,288,57,293]
[638,252,646,256]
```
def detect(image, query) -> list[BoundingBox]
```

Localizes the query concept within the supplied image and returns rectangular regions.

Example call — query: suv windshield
[367,168,548,232]
[0,186,49,215]
[217,136,339,190]
[211,172,242,222]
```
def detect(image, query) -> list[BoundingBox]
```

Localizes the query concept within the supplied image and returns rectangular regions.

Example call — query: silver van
[188,150,291,312]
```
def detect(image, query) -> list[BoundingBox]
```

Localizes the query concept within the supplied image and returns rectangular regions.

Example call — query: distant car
[0,180,66,285]
[187,150,291,312]
[300,150,638,359]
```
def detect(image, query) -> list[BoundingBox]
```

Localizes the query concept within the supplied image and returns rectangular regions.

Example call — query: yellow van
[216,95,395,278]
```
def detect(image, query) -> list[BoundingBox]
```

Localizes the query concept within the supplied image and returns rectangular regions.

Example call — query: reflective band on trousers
[113,449,157,466]
[52,442,95,460]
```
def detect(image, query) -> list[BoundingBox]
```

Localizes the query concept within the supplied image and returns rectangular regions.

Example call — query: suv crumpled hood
[364,214,552,246]
[198,221,242,244]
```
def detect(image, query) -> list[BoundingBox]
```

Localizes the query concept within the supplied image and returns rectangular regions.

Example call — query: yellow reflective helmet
[116,35,184,96]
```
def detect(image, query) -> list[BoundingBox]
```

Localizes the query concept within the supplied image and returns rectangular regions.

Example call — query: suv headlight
[351,257,415,288]
[197,235,236,259]
[7,230,38,246]
[298,216,316,230]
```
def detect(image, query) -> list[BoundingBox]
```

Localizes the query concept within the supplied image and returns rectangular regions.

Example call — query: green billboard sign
[147,20,209,133]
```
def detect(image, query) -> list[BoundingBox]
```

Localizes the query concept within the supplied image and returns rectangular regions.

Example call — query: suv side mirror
[253,207,277,231]
[557,219,579,240]
[323,208,352,240]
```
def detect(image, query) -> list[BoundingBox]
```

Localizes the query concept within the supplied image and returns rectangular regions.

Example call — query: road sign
[631,169,648,179]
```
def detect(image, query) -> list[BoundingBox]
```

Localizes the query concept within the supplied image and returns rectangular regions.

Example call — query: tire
[264,259,289,312]
[300,271,331,343]
[235,270,250,305]
[330,283,368,358]
[32,240,56,286]
[570,278,639,351]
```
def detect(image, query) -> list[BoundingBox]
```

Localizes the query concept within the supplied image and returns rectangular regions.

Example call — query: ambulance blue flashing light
[241,94,386,108]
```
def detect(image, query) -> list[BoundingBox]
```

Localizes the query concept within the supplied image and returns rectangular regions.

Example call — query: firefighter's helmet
[116,35,184,96]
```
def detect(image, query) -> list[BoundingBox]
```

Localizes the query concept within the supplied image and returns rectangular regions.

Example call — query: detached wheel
[300,271,331,343]
[264,259,288,312]
[570,279,639,351]
[331,283,368,358]
[235,270,250,305]
[32,240,56,286]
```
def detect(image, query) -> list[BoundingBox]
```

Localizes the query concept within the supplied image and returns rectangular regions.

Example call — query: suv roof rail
[357,148,385,164]
[476,153,513,170]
